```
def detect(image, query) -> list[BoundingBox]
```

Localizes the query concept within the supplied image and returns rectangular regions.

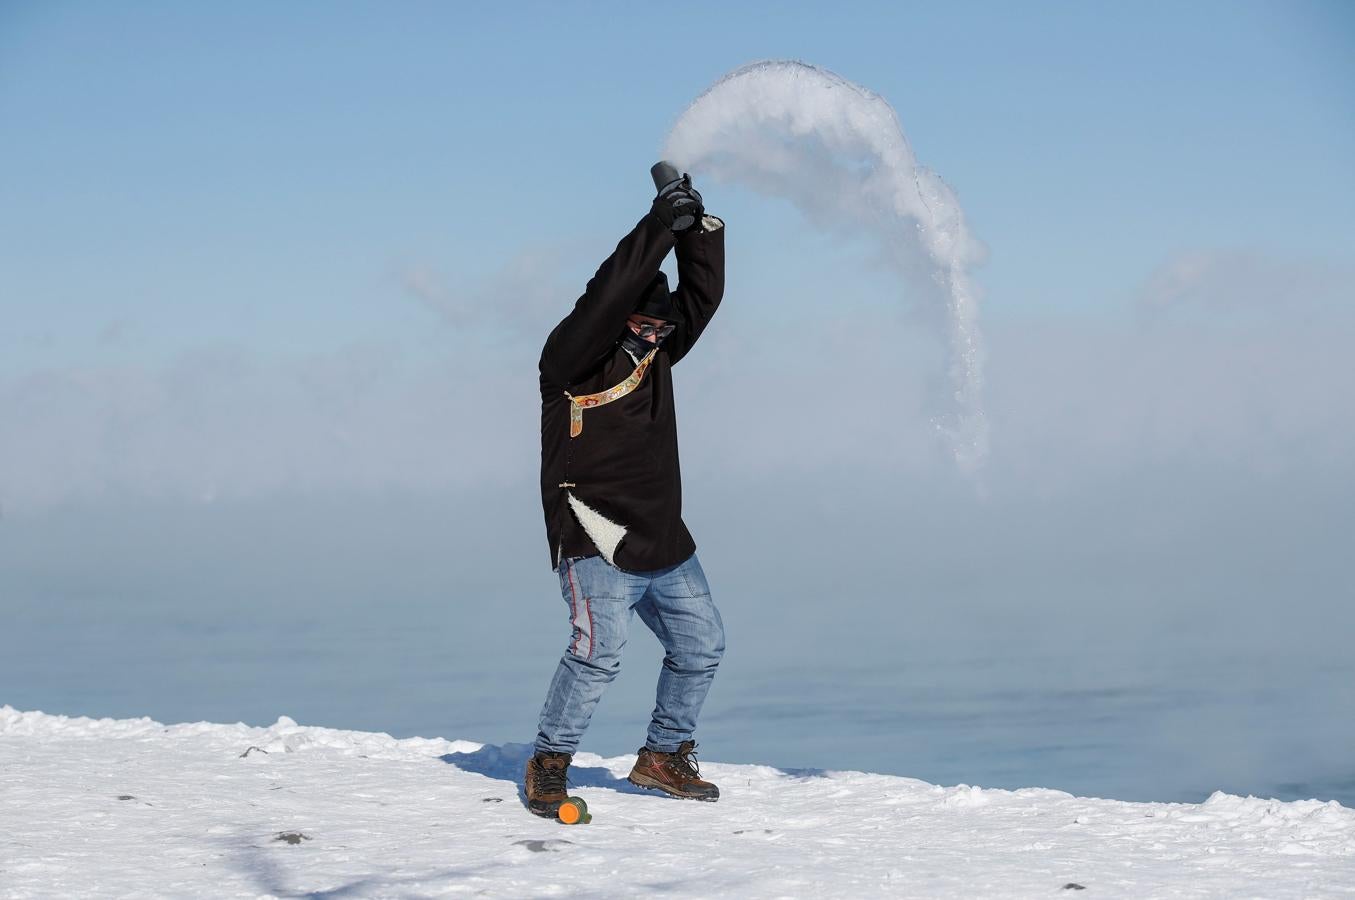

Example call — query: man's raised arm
[539,214,675,386]
[664,214,726,367]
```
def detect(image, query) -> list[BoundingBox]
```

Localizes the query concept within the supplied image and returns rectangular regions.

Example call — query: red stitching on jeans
[565,559,580,656]
[585,596,595,661]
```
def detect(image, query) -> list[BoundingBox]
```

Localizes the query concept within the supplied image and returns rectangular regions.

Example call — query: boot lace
[669,743,702,779]
[535,756,569,794]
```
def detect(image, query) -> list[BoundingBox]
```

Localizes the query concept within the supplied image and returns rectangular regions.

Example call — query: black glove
[651,173,704,233]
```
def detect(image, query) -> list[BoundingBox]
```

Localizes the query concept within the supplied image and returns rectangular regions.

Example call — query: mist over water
[663,60,989,471]
[5,484,1353,807]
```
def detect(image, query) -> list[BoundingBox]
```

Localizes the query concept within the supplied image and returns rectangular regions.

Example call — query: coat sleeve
[663,215,726,367]
[539,213,676,386]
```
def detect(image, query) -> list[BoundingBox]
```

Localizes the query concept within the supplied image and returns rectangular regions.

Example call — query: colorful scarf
[563,347,658,438]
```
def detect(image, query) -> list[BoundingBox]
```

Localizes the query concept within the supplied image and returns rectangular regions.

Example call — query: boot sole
[527,799,564,818]
[626,772,719,802]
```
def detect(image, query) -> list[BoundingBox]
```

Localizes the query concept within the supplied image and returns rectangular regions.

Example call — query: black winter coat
[538,210,725,571]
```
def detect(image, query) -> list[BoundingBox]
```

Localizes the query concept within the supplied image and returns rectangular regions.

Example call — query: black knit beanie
[632,271,685,324]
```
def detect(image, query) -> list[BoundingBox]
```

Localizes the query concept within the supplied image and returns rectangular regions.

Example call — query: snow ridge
[2,706,1351,898]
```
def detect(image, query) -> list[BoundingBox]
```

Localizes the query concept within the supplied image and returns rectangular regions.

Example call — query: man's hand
[651,173,704,233]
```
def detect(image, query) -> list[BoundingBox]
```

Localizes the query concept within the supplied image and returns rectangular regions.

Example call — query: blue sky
[1,0,1352,513]
[3,1,1352,374]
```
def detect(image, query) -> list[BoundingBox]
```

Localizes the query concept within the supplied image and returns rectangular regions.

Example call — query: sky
[1,0,1352,504]
[1,1,1353,799]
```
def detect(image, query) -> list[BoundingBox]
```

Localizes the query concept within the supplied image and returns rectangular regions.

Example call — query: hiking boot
[524,750,571,817]
[627,740,719,801]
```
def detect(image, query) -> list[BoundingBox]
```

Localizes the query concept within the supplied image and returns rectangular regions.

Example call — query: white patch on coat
[701,214,724,232]
[566,492,627,567]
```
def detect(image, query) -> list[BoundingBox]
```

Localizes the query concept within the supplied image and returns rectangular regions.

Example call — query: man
[525,171,727,817]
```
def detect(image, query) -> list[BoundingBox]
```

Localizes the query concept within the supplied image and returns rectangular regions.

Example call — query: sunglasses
[631,321,676,339]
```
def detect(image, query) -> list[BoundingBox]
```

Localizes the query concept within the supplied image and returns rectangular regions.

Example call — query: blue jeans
[535,552,726,755]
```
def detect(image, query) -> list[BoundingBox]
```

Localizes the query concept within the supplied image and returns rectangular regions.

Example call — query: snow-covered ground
[2,707,1351,898]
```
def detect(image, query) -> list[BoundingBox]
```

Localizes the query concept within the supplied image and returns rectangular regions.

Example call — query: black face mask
[619,326,660,359]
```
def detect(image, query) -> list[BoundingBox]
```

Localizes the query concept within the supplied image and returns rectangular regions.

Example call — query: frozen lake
[3,485,1351,807]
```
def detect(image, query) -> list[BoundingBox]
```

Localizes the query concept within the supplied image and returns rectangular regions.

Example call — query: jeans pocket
[555,554,591,580]
[678,555,711,599]
[557,555,584,591]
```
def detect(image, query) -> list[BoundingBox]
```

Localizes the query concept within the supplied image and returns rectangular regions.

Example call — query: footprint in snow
[514,839,573,853]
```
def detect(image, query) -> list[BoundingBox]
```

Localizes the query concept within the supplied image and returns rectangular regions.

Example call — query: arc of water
[663,60,989,473]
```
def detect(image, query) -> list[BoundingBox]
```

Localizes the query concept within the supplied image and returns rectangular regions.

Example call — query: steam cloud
[663,60,989,472]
